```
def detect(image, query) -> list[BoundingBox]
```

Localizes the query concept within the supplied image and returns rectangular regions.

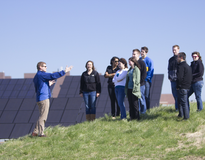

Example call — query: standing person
[168,45,180,111]
[104,56,120,119]
[132,49,147,114]
[188,52,204,111]
[125,57,141,120]
[32,62,73,137]
[80,60,101,121]
[112,58,128,120]
[176,52,192,119]
[140,46,154,110]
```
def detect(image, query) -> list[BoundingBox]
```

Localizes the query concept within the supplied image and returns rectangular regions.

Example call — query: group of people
[168,45,204,120]
[31,45,204,137]
[80,46,154,121]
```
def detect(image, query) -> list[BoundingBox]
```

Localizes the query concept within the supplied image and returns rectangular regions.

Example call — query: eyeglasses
[192,56,198,58]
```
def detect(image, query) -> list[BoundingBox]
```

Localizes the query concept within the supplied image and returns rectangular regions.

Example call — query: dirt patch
[166,127,205,152]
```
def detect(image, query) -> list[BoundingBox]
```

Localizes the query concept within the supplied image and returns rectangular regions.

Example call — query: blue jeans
[188,80,204,111]
[171,81,178,110]
[138,85,146,114]
[115,86,126,119]
[177,89,189,119]
[83,91,97,114]
[145,81,151,110]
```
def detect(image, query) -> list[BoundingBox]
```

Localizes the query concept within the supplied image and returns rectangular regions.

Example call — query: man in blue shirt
[140,46,154,110]
[32,62,73,137]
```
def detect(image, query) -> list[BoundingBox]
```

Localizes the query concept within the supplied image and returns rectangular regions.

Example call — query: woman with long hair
[112,58,128,120]
[125,57,141,120]
[188,52,204,111]
[104,56,120,119]
[80,60,101,121]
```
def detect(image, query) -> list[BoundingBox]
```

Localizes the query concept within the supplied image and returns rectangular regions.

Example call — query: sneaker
[112,117,116,120]
[122,118,127,122]
[31,132,38,137]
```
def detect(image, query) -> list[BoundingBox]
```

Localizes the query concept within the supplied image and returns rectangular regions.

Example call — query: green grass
[1,103,205,160]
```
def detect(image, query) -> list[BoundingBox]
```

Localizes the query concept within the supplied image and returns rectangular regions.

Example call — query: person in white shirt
[112,58,128,120]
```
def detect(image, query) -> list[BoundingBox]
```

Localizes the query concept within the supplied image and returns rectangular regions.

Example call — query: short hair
[110,56,119,65]
[132,49,140,53]
[85,60,95,70]
[178,52,186,60]
[172,45,180,49]
[141,46,148,53]
[119,58,128,68]
[37,62,46,70]
[128,57,141,70]
[192,51,202,61]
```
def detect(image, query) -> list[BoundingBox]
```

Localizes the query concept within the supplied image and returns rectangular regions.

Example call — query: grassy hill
[0,103,205,160]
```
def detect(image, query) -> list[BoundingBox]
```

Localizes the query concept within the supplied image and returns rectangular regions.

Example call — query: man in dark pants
[132,49,147,113]
[168,45,180,111]
[176,52,192,120]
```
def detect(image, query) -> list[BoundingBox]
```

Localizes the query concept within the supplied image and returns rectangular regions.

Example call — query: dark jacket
[190,60,204,84]
[80,70,101,94]
[176,61,192,89]
[168,55,178,81]
[104,65,119,85]
[138,59,147,86]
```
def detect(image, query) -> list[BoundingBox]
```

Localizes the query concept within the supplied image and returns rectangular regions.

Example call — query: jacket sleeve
[95,72,101,93]
[141,61,147,82]
[192,61,204,78]
[41,70,65,81]
[176,65,184,89]
[115,69,127,81]
[146,59,154,81]
[132,67,141,98]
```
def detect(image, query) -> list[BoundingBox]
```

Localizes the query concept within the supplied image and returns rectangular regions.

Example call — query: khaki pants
[33,99,50,135]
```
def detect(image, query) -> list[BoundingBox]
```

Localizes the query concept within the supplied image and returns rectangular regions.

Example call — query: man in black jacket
[168,45,180,111]
[176,52,192,119]
[132,49,147,113]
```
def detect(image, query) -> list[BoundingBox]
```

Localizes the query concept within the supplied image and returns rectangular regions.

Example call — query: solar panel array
[0,74,163,139]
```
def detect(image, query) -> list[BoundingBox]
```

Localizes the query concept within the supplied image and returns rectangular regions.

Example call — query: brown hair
[172,45,180,49]
[85,60,95,70]
[192,51,202,61]
[178,52,186,60]
[37,62,46,70]
[132,49,140,53]
[119,58,128,68]
[141,46,148,53]
[129,57,141,70]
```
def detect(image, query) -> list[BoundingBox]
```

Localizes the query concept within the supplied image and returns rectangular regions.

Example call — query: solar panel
[47,110,64,122]
[0,110,18,123]
[0,99,8,110]
[14,111,33,123]
[0,74,164,139]
[10,124,32,139]
[0,124,14,139]
[50,98,68,110]
[4,99,23,110]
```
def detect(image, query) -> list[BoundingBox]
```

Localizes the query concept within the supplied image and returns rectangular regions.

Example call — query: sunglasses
[42,66,47,68]
[115,61,119,62]
[192,56,198,58]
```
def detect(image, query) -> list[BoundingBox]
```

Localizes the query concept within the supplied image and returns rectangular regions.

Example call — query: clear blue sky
[0,0,205,101]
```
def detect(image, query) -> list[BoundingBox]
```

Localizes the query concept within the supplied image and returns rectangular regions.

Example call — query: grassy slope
[0,103,205,160]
